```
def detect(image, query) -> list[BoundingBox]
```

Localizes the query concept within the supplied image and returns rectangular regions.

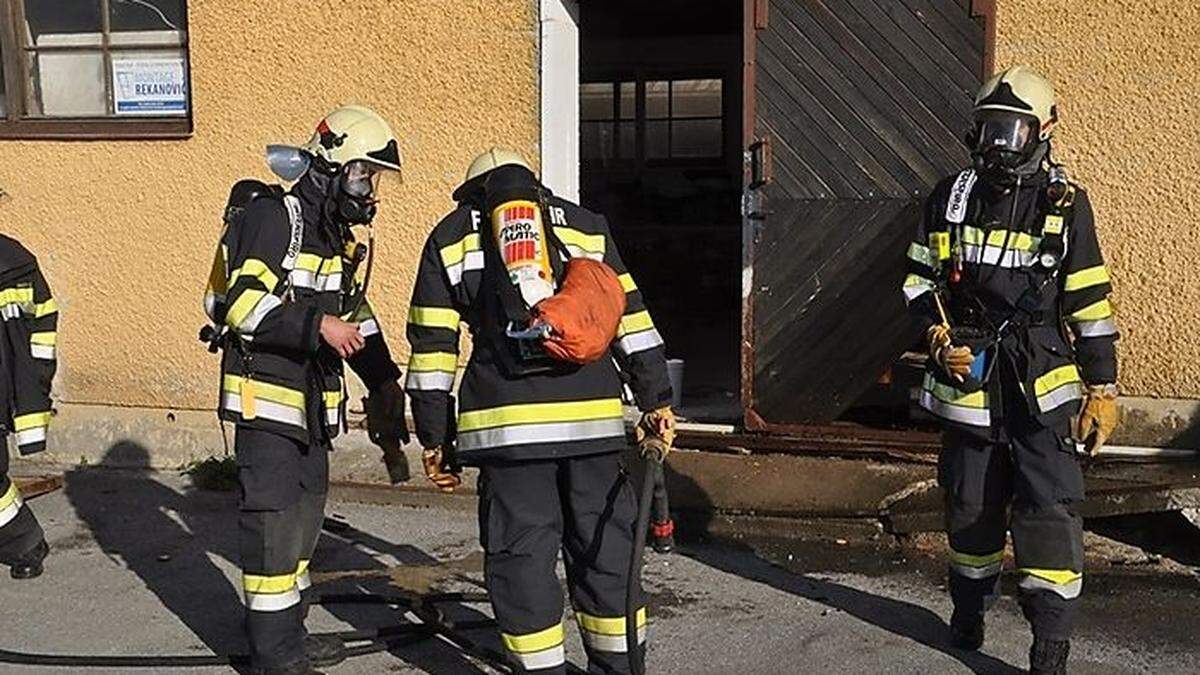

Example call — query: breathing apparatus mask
[970,111,1042,186]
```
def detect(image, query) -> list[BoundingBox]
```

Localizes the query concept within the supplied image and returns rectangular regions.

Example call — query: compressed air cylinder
[484,165,556,308]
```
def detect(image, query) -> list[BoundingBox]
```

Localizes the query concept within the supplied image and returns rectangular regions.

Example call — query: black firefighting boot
[650,518,675,554]
[949,609,985,651]
[303,635,346,668]
[1029,637,1069,675]
[9,540,48,580]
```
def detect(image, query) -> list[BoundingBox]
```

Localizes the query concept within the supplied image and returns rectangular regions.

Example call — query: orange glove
[422,446,462,493]
[1076,384,1119,456]
[636,406,677,460]
[927,324,974,382]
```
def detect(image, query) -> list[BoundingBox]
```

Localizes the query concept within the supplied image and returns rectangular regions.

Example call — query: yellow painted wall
[996,0,1199,398]
[0,0,540,409]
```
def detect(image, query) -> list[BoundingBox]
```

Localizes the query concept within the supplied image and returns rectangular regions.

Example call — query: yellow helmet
[464,147,531,183]
[975,65,1058,141]
[301,105,403,172]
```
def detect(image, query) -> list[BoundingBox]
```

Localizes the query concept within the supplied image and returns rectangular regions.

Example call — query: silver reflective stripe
[359,318,380,337]
[961,244,1037,269]
[458,418,626,452]
[0,486,24,529]
[446,251,485,286]
[903,277,936,303]
[564,245,605,262]
[296,572,311,591]
[945,170,978,224]
[15,427,46,447]
[405,370,455,392]
[0,304,22,320]
[509,645,565,671]
[239,294,283,333]
[222,392,307,429]
[918,390,991,427]
[204,291,224,321]
[579,626,648,653]
[30,344,54,360]
[616,328,664,356]
[1073,317,1118,338]
[245,589,302,612]
[1037,383,1083,414]
[951,561,1002,580]
[289,269,342,292]
[326,407,339,427]
[1020,574,1083,600]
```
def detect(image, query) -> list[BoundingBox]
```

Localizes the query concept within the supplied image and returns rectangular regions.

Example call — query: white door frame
[539,0,581,202]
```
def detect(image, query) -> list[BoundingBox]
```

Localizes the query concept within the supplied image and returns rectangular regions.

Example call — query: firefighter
[0,236,56,580]
[206,105,409,675]
[405,148,675,674]
[903,66,1119,675]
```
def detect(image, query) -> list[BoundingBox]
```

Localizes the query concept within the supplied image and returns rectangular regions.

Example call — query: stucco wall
[0,0,540,410]
[995,1,1199,398]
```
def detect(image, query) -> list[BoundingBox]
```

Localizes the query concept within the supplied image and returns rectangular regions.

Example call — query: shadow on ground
[62,441,500,674]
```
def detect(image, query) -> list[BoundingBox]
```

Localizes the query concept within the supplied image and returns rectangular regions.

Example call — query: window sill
[0,117,193,141]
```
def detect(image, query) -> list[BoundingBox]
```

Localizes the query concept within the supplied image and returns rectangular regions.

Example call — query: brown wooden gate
[741,0,992,430]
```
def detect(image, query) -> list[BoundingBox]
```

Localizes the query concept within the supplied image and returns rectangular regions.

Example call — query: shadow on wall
[62,440,497,674]
[658,461,1024,675]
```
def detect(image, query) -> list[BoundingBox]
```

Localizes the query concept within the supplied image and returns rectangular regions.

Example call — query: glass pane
[617,120,635,159]
[619,81,636,120]
[672,119,723,158]
[580,83,613,121]
[111,0,186,32]
[26,50,106,116]
[24,0,103,47]
[581,121,608,160]
[646,120,669,159]
[646,81,669,119]
[672,79,722,118]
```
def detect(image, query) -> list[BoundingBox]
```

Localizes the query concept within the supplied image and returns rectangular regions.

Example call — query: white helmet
[301,105,403,172]
[464,147,531,183]
[974,65,1058,141]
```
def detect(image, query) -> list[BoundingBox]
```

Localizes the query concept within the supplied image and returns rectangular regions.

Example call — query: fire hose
[627,437,668,675]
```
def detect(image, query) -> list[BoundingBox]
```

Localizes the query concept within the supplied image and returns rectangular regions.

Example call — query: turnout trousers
[236,427,329,670]
[478,451,645,674]
[0,445,44,565]
[940,403,1085,641]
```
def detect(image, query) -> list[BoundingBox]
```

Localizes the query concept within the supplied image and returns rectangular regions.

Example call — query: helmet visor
[973,111,1038,155]
[341,160,399,198]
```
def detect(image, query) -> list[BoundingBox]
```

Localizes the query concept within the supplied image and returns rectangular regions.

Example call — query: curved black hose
[626,457,657,675]
[0,590,504,670]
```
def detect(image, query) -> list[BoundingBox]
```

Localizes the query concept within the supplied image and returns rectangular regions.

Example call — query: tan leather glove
[636,406,677,461]
[1076,384,1119,456]
[422,446,462,493]
[927,324,974,382]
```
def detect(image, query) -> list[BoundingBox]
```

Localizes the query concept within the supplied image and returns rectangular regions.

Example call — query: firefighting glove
[636,406,677,461]
[927,324,974,383]
[1076,384,1120,456]
[422,446,462,493]
[365,379,411,484]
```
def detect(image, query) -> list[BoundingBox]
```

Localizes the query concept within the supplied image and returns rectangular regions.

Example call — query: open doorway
[579,0,743,420]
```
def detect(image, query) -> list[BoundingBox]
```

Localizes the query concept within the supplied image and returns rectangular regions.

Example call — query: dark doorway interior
[580,0,743,419]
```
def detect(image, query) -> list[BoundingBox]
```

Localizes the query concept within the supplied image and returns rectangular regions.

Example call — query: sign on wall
[111,57,188,116]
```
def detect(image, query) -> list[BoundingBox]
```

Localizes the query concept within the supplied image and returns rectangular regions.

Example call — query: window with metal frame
[0,0,191,139]
[580,77,723,164]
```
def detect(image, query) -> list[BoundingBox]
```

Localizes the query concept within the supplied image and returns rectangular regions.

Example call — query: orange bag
[534,258,626,364]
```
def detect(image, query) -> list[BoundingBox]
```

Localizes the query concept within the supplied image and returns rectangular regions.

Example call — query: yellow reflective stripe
[502,623,565,654]
[1063,265,1110,292]
[459,398,624,432]
[408,305,461,330]
[13,411,51,432]
[33,298,58,318]
[294,253,324,273]
[242,572,297,594]
[1035,365,1082,396]
[577,608,647,636]
[0,481,19,511]
[907,242,936,267]
[225,289,269,327]
[554,226,606,255]
[1019,568,1082,586]
[0,287,33,307]
[618,274,637,293]
[1070,299,1113,322]
[961,226,1039,251]
[904,273,934,288]
[229,258,280,290]
[323,390,343,407]
[439,233,481,268]
[30,331,56,346]
[295,559,310,576]
[618,310,655,336]
[222,375,305,408]
[408,352,459,373]
[950,550,1004,567]
[925,377,987,409]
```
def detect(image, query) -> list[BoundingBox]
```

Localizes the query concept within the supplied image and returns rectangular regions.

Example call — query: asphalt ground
[0,468,1197,674]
